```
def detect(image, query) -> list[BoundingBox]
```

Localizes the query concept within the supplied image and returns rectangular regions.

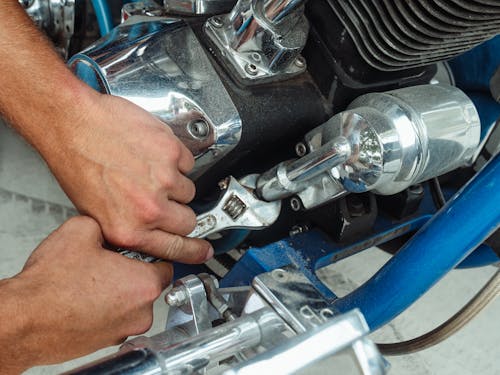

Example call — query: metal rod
[256,136,350,201]
[333,154,500,330]
[286,137,351,183]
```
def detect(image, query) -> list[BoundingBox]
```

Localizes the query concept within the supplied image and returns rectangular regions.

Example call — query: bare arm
[0,2,212,262]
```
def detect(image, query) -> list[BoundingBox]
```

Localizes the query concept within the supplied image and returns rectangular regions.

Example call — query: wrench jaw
[189,175,282,239]
[119,175,282,262]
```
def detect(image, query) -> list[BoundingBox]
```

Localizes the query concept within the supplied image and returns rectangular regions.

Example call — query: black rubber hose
[429,177,446,209]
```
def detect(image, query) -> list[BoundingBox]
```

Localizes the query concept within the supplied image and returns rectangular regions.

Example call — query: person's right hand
[0,216,171,373]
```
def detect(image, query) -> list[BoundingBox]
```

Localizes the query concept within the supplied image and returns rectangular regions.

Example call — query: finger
[138,230,213,264]
[155,201,197,236]
[168,173,196,204]
[177,140,195,175]
[149,261,174,289]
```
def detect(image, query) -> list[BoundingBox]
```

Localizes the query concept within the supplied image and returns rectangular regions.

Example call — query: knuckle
[137,199,162,224]
[168,142,182,162]
[157,171,176,191]
[185,181,196,202]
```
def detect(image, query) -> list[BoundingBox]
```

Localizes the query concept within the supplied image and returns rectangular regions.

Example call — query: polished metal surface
[224,310,386,375]
[302,84,480,198]
[165,275,211,341]
[164,0,237,15]
[256,137,351,202]
[121,0,168,20]
[188,175,281,238]
[343,84,481,194]
[20,0,75,57]
[69,20,242,179]
[205,0,309,84]
[253,266,336,333]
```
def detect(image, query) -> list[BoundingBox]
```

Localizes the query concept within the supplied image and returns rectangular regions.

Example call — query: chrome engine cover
[69,19,242,179]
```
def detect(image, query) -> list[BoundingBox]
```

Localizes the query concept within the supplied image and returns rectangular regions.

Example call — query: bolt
[289,224,309,237]
[210,16,224,28]
[294,56,306,69]
[19,0,34,8]
[245,63,259,76]
[295,142,307,157]
[165,286,189,307]
[272,268,287,281]
[187,119,210,140]
[290,197,303,211]
[250,52,262,62]
[218,177,230,191]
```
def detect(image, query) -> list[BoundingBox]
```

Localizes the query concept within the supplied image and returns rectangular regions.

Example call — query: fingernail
[204,245,214,261]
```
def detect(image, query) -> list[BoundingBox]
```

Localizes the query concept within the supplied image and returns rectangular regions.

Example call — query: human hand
[41,90,212,263]
[0,216,171,373]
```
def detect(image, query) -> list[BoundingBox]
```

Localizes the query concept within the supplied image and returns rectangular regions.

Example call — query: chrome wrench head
[188,175,281,239]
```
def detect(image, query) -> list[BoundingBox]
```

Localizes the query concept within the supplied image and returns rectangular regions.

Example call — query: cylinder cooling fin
[329,0,500,71]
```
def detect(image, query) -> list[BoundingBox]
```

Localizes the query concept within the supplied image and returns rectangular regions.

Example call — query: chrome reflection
[69,19,242,179]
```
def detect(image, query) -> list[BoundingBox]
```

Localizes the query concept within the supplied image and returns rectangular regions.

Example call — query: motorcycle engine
[61,0,498,250]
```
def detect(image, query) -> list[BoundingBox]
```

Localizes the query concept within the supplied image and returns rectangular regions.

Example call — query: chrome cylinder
[305,84,481,196]
[343,84,481,194]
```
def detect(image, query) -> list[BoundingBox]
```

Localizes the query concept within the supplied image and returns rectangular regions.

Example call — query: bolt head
[187,119,210,140]
[290,197,303,211]
[218,177,230,191]
[210,16,224,28]
[295,142,307,157]
[294,56,306,69]
[165,287,188,307]
[245,63,259,76]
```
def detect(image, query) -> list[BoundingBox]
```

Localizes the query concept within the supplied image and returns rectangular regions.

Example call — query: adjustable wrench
[119,174,281,262]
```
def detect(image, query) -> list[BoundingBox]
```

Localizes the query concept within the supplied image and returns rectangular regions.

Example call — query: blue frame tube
[333,154,500,331]
[91,0,113,36]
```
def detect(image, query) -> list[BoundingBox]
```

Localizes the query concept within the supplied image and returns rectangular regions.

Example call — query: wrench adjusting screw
[222,194,247,220]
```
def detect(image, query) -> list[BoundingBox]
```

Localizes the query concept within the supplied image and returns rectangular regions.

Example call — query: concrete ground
[0,120,499,374]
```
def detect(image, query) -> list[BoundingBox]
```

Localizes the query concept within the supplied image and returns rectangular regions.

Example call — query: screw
[295,142,307,157]
[245,63,259,76]
[290,197,303,211]
[19,0,34,8]
[294,56,306,69]
[218,177,230,191]
[210,16,224,28]
[165,286,189,307]
[272,268,287,281]
[289,224,309,237]
[187,119,210,140]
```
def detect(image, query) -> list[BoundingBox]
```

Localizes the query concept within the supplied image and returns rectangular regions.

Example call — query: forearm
[0,1,95,158]
[0,277,38,374]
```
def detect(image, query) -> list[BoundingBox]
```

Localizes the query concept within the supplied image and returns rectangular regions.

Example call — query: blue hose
[91,0,113,36]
